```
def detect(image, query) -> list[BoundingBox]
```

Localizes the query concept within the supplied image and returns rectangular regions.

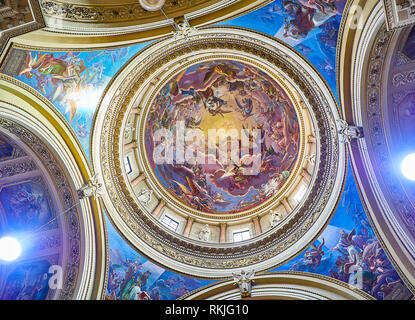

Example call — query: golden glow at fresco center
[144,59,301,214]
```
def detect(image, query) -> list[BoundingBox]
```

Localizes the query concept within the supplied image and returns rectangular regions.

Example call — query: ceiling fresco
[0,43,149,159]
[216,0,346,98]
[1,258,55,300]
[0,137,14,159]
[274,161,414,300]
[105,214,216,300]
[0,0,414,301]
[0,180,55,232]
[144,59,300,214]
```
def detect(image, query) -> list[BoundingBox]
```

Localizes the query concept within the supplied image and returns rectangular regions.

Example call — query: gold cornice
[92,27,345,277]
[337,0,380,120]
[11,0,272,48]
[40,0,221,24]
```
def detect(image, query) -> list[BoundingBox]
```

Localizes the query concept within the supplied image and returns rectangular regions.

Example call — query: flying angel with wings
[172,177,213,211]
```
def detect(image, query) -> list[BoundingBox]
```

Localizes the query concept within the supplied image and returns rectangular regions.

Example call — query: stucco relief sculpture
[77,174,103,199]
[269,209,282,228]
[137,189,153,206]
[198,224,211,242]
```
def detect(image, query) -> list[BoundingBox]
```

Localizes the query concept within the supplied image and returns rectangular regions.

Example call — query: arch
[181,272,374,300]
[0,76,107,299]
[337,0,415,294]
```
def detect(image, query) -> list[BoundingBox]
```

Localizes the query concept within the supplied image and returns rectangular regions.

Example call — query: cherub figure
[232,270,255,298]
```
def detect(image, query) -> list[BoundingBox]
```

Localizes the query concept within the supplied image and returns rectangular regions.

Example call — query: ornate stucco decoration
[337,119,364,143]
[77,174,103,200]
[91,27,346,278]
[0,0,44,53]
[37,0,271,36]
[40,0,214,23]
[232,270,255,298]
[338,0,415,293]
[269,210,282,228]
[383,0,415,30]
[181,272,375,300]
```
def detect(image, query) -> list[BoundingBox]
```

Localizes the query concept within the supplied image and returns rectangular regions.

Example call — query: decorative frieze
[383,0,415,30]
[0,157,37,178]
[39,0,214,23]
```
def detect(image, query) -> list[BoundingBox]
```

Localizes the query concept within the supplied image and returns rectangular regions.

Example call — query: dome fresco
[0,127,91,300]
[144,60,300,214]
[0,0,413,302]
[2,45,146,159]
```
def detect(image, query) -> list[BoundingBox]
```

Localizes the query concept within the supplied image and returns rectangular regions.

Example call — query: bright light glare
[0,237,21,261]
[402,153,415,181]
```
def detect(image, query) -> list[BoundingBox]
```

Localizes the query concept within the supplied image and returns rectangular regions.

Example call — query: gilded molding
[30,0,271,41]
[0,117,81,300]
[180,271,375,300]
[92,27,345,278]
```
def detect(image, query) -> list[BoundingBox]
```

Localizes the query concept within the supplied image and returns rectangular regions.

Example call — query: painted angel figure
[232,270,255,298]
[304,238,325,270]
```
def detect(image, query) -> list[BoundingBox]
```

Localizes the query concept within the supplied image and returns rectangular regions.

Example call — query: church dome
[92,26,346,278]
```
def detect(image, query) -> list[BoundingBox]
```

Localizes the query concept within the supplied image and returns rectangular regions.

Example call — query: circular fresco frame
[138,55,306,219]
[0,81,106,299]
[92,27,346,278]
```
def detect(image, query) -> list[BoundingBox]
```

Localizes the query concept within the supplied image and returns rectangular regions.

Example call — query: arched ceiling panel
[338,0,415,294]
